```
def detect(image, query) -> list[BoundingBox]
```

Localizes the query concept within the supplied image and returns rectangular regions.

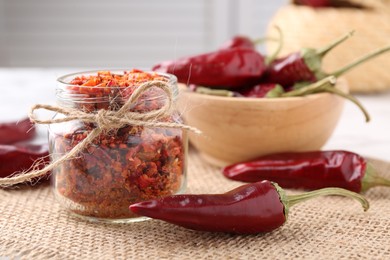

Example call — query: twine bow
[0,80,200,187]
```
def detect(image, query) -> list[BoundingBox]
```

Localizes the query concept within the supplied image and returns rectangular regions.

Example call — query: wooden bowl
[177,79,348,167]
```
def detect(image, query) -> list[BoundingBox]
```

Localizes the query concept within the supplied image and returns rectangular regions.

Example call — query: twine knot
[95,110,110,130]
[95,109,121,131]
[0,80,200,187]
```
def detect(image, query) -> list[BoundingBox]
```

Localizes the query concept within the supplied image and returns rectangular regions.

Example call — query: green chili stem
[195,87,236,97]
[321,86,370,122]
[330,45,390,78]
[281,76,370,123]
[265,84,285,98]
[316,30,354,57]
[272,182,369,221]
[281,76,336,97]
[287,187,369,212]
[251,34,283,45]
[265,26,284,65]
[361,163,390,192]
[252,37,278,45]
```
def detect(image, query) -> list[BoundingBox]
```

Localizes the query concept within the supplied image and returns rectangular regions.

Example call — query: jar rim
[56,69,179,105]
[57,69,177,86]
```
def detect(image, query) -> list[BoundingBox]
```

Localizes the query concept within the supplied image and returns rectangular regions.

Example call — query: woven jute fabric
[266,2,390,93]
[1,149,390,260]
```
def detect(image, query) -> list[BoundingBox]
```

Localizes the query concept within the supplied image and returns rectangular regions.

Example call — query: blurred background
[0,0,285,68]
[0,0,389,160]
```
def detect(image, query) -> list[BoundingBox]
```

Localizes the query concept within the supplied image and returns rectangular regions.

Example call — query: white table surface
[1,68,390,162]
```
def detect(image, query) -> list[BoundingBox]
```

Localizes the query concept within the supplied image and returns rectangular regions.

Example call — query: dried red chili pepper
[293,0,365,8]
[0,143,49,179]
[190,83,286,98]
[130,180,368,234]
[218,36,274,50]
[0,117,36,144]
[238,83,285,98]
[222,150,390,193]
[219,35,259,50]
[152,48,266,89]
[220,27,283,63]
[189,83,285,98]
[264,31,352,87]
[193,83,285,98]
[191,76,370,122]
[294,0,331,7]
[264,31,390,89]
[190,70,330,99]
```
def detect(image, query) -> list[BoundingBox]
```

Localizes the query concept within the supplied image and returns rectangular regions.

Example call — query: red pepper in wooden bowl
[0,117,36,144]
[130,180,368,234]
[222,150,389,193]
[219,26,283,64]
[219,35,259,50]
[152,48,266,89]
[0,143,49,179]
[190,76,370,122]
[294,0,332,7]
[293,0,366,8]
[238,83,285,98]
[190,84,285,98]
[264,31,390,89]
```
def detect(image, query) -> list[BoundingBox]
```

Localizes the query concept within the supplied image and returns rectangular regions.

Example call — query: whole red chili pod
[190,73,334,99]
[264,31,390,89]
[130,180,368,234]
[218,36,273,51]
[190,76,370,123]
[238,83,285,98]
[222,150,390,193]
[190,84,285,98]
[0,117,36,144]
[0,143,49,179]
[220,26,284,64]
[219,35,259,50]
[264,31,353,87]
[293,0,365,8]
[293,0,333,7]
[152,48,266,89]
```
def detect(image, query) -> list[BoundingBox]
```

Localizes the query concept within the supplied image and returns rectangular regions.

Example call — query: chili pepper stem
[287,187,369,212]
[281,76,337,97]
[252,37,278,45]
[273,182,369,221]
[316,31,354,57]
[265,26,284,65]
[195,87,236,97]
[330,45,390,78]
[322,85,370,122]
[361,163,390,192]
[273,183,369,220]
[266,84,285,98]
[281,76,370,123]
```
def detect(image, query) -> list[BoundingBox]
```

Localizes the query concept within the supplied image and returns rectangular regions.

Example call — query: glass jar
[49,70,187,223]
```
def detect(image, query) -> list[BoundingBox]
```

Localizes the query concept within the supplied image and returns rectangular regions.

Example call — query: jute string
[0,80,201,187]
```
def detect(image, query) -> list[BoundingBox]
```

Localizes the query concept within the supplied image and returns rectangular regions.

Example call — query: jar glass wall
[49,70,187,223]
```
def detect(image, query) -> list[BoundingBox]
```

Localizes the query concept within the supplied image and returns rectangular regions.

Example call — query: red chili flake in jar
[49,70,187,222]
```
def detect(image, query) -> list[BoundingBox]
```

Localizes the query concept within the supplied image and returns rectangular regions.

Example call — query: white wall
[0,0,285,68]
[0,0,8,64]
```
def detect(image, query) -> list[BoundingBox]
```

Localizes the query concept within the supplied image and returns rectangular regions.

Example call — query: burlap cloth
[1,149,390,259]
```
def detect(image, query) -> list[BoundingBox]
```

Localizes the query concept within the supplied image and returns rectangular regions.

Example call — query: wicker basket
[266,1,390,93]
